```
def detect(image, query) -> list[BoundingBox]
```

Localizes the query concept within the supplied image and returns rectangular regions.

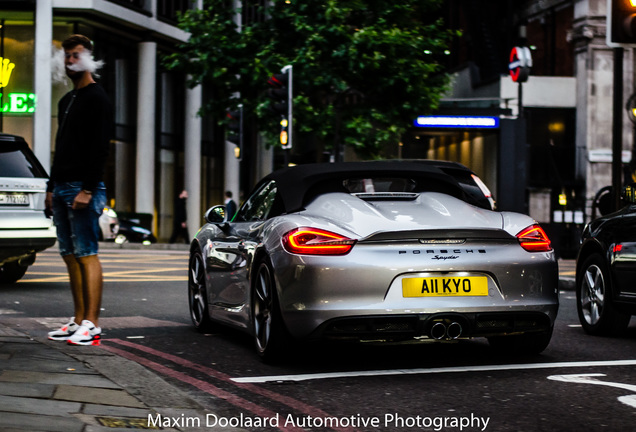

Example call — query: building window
[106,0,150,15]
[242,0,268,25]
[158,0,195,24]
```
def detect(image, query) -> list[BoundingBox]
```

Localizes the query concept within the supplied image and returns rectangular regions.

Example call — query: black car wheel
[252,258,289,362]
[0,261,29,284]
[576,253,630,335]
[188,250,214,331]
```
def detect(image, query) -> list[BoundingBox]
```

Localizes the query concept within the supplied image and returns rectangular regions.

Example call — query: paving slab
[0,381,56,398]
[53,384,146,408]
[0,326,34,338]
[0,394,81,416]
[0,370,120,388]
[0,411,85,432]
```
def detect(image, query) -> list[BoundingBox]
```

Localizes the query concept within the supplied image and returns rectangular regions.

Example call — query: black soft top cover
[258,160,476,214]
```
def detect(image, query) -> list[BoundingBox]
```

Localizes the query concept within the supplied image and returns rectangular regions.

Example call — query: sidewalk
[0,323,217,432]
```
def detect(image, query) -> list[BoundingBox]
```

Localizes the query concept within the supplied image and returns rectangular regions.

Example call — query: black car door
[615,204,636,297]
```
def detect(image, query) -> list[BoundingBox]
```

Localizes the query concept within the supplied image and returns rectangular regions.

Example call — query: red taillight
[516,224,552,252]
[282,228,356,255]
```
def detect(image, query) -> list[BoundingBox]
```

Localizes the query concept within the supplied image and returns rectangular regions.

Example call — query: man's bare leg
[62,254,84,324]
[76,254,103,327]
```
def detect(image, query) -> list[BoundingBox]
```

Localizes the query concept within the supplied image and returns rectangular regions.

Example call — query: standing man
[45,35,113,346]
[169,189,189,244]
[224,190,237,221]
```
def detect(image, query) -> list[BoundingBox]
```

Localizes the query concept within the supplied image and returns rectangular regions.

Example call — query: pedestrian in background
[224,190,237,221]
[45,34,113,346]
[170,189,189,244]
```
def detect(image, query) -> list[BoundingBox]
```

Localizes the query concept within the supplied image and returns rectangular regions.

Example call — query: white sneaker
[67,320,102,346]
[48,318,79,341]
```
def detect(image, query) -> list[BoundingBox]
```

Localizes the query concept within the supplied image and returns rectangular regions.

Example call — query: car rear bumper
[308,310,556,341]
[0,231,57,263]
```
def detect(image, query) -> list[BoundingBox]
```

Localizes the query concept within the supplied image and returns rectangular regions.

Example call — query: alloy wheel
[188,252,207,327]
[580,264,605,326]
[253,263,273,353]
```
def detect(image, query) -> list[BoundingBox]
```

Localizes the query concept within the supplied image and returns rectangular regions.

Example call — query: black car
[576,183,636,335]
[114,218,156,245]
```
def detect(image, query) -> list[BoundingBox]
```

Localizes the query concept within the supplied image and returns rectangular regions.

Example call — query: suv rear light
[283,228,356,255]
[516,224,552,252]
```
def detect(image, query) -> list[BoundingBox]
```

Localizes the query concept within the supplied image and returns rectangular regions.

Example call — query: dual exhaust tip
[430,320,463,340]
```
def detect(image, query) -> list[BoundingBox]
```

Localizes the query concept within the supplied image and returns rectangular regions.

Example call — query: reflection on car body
[99,207,119,241]
[188,160,559,362]
[576,183,636,335]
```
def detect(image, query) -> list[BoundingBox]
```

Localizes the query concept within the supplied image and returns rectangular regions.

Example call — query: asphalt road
[2,248,636,431]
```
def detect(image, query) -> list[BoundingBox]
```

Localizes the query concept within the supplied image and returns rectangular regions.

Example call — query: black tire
[252,258,290,362]
[576,253,630,335]
[0,261,29,284]
[488,326,553,355]
[188,250,215,331]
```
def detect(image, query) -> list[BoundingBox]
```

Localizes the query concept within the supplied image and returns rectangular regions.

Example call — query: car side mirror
[204,205,227,224]
[622,183,636,204]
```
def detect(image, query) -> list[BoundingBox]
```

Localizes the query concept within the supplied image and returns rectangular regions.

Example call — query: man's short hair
[225,191,233,198]
[62,34,93,52]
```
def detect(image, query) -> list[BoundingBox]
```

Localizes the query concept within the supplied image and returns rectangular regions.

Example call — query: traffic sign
[509,46,532,83]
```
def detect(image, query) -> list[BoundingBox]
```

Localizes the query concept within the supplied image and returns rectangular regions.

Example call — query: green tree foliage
[165,0,454,158]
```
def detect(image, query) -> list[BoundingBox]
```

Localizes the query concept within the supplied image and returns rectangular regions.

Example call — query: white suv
[0,133,57,283]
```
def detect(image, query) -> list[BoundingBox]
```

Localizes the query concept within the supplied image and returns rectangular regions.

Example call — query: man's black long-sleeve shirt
[47,83,113,193]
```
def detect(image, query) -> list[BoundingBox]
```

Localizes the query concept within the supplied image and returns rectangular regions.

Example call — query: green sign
[0,93,36,113]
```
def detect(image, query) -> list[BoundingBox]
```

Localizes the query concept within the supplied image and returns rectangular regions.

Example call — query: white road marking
[618,395,636,408]
[232,359,636,383]
[548,373,636,409]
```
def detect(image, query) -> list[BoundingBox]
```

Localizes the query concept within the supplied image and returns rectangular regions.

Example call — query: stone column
[570,0,633,214]
[135,42,157,220]
[184,83,202,229]
[33,0,52,170]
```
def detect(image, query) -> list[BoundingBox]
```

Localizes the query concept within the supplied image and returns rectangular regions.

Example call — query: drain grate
[96,416,160,429]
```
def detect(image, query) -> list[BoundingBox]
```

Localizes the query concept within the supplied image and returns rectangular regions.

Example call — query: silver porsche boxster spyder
[188,161,559,361]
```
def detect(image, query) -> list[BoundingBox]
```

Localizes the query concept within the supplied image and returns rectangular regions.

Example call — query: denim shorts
[52,182,106,258]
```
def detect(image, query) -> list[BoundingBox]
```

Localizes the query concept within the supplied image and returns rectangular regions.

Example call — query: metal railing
[106,0,149,15]
[157,0,193,24]
[105,0,196,21]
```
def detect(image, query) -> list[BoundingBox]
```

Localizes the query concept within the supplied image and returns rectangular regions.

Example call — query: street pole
[282,65,293,152]
[518,81,523,118]
[612,47,624,212]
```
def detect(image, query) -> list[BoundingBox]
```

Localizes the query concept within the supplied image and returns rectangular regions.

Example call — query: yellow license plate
[402,276,488,297]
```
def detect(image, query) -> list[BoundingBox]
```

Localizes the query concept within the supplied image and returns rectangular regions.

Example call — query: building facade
[2,0,631,253]
[422,0,633,257]
[0,0,247,240]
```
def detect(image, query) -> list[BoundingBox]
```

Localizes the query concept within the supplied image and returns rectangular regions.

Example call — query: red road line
[101,343,305,432]
[105,338,357,432]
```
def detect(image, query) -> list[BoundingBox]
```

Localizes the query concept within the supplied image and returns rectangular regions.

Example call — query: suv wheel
[0,261,29,284]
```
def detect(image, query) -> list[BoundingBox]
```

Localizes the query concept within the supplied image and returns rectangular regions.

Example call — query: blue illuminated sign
[414,116,500,129]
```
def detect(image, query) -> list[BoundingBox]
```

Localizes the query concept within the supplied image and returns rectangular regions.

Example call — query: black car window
[0,142,48,178]
[436,167,493,210]
[235,181,280,222]
[343,178,416,193]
